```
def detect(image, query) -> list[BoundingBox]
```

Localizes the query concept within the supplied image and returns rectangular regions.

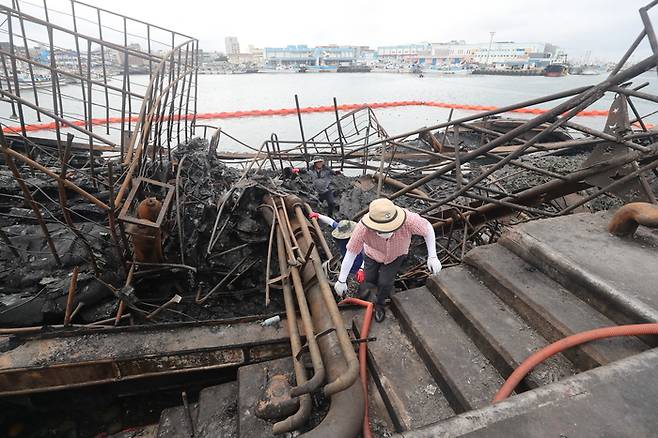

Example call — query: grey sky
[10,0,658,62]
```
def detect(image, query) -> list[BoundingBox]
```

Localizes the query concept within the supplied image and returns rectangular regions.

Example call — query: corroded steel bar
[295,94,309,169]
[6,12,26,138]
[0,50,144,99]
[64,266,80,326]
[260,199,326,397]
[96,8,111,136]
[57,133,99,274]
[440,143,658,230]
[86,40,97,189]
[13,0,41,121]
[560,157,658,214]
[106,161,128,269]
[286,196,360,396]
[286,210,364,437]
[0,6,162,63]
[304,203,333,260]
[406,57,658,218]
[1,145,109,210]
[0,88,117,147]
[70,0,87,126]
[1,134,61,266]
[46,26,63,146]
[72,0,196,40]
[272,228,313,434]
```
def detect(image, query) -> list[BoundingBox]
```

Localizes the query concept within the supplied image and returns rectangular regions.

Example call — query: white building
[429,41,560,68]
[224,37,240,56]
[376,43,431,63]
[263,45,359,66]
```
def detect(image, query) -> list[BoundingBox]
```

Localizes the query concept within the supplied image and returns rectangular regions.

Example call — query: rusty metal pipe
[373,172,429,198]
[279,197,303,260]
[304,203,333,260]
[285,266,326,397]
[608,202,658,236]
[285,196,360,396]
[269,199,300,265]
[285,200,363,437]
[259,200,326,397]
[63,266,79,327]
[272,228,312,434]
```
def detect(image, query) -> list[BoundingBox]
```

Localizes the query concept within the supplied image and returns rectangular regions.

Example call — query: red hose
[339,297,373,438]
[493,322,658,402]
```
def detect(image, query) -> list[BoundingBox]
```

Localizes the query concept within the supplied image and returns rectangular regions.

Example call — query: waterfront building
[315,45,357,66]
[225,36,240,56]
[263,45,360,67]
[264,45,314,66]
[356,46,378,65]
[110,43,148,68]
[248,45,264,64]
[228,52,258,64]
[429,41,561,69]
[376,43,431,63]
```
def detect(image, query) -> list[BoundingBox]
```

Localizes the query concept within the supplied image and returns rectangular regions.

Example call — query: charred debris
[0,1,657,330]
[0,1,657,437]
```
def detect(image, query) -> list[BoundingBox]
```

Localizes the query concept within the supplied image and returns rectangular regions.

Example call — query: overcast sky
[8,0,658,62]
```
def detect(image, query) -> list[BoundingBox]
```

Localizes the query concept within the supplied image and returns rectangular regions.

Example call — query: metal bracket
[295,327,336,361]
[118,176,175,229]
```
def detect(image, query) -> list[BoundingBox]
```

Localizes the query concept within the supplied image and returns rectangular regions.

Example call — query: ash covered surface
[1,134,655,329]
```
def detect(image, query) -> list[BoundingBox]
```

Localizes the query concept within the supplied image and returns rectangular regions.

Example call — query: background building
[428,41,561,68]
[376,43,431,63]
[224,36,240,56]
[264,45,314,66]
[263,45,359,66]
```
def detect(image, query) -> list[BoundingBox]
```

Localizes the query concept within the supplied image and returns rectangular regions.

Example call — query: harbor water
[195,71,658,148]
[3,71,658,151]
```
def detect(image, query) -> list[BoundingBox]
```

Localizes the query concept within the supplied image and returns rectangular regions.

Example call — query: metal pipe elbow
[272,394,313,435]
[323,356,360,396]
[300,377,364,438]
[608,202,658,236]
[290,366,325,397]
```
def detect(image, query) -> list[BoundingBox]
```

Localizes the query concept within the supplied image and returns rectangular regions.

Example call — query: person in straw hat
[335,198,442,322]
[307,210,365,282]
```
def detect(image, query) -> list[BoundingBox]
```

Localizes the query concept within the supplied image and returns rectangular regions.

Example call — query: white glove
[427,256,442,275]
[334,280,348,297]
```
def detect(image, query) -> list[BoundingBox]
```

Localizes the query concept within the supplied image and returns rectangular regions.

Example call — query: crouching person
[334,198,442,322]
[308,211,365,282]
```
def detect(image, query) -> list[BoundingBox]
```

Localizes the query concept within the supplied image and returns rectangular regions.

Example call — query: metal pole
[1,131,61,266]
[295,94,309,169]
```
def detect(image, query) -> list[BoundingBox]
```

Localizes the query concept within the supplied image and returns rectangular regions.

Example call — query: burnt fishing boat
[0,1,658,437]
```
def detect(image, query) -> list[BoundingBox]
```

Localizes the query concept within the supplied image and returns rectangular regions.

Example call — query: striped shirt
[346,209,430,264]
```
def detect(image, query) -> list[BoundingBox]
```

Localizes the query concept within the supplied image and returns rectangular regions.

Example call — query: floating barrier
[1,100,615,135]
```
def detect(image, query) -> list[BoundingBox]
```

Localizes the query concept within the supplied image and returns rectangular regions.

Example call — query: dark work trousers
[364,254,406,306]
[318,190,336,217]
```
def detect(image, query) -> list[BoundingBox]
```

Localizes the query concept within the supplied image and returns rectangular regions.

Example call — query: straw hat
[331,220,356,239]
[361,198,406,233]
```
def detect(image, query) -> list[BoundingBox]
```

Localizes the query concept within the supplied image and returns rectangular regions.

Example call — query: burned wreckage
[1,1,658,437]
